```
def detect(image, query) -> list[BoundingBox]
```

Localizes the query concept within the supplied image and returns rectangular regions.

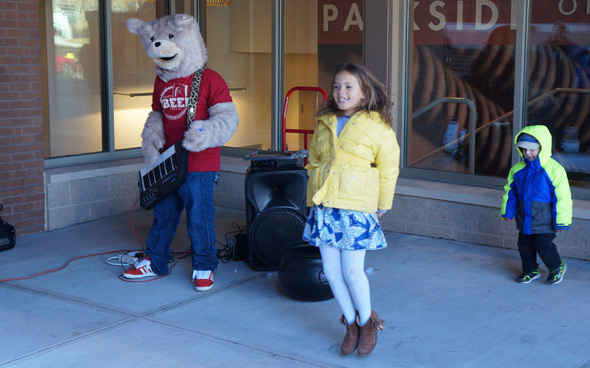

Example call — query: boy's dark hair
[316,62,394,127]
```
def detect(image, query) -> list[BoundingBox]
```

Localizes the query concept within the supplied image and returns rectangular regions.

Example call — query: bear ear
[170,14,196,30]
[126,18,148,35]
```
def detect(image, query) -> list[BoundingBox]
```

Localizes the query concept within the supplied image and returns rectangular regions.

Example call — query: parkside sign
[415,0,590,31]
[414,0,516,31]
[318,0,589,45]
[413,0,590,44]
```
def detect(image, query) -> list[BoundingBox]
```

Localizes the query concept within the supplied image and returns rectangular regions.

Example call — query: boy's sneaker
[547,261,567,284]
[193,270,214,292]
[123,255,157,279]
[516,268,540,283]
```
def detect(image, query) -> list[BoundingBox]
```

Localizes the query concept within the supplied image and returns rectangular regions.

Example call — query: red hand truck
[281,86,327,152]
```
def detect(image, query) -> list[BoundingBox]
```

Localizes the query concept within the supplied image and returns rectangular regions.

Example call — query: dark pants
[517,232,561,273]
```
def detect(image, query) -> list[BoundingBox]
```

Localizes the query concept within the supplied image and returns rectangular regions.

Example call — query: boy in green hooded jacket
[500,125,572,284]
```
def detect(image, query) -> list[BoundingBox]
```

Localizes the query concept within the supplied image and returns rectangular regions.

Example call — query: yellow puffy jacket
[305,111,400,212]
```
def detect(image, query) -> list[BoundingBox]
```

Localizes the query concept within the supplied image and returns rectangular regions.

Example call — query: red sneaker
[123,255,157,279]
[193,270,214,291]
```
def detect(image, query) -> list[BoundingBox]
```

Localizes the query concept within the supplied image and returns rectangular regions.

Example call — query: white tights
[319,245,371,325]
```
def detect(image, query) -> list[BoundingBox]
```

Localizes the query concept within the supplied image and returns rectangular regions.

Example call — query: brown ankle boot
[340,315,359,355]
[357,311,384,357]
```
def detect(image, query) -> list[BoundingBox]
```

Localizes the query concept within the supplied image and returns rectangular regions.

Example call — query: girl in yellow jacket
[303,63,400,357]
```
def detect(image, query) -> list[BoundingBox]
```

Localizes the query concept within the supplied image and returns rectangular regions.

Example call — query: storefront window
[408,0,515,178]
[527,3,590,188]
[202,0,272,150]
[46,1,102,157]
[44,0,364,160]
[203,0,363,152]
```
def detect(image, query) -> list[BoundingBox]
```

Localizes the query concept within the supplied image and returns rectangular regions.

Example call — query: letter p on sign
[323,4,338,31]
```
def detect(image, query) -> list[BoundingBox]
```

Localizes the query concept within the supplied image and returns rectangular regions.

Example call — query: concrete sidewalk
[1,207,589,368]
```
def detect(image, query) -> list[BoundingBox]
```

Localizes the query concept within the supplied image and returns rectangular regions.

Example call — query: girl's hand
[376,212,384,218]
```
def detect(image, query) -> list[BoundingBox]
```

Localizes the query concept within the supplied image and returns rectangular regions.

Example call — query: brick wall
[0,0,45,234]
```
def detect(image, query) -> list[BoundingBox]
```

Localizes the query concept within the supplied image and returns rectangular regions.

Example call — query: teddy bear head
[126,14,207,82]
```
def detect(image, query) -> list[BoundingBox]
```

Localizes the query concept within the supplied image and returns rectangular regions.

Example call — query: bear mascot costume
[123,14,238,292]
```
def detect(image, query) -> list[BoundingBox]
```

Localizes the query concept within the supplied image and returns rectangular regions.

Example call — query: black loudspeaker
[279,243,333,301]
[245,164,308,271]
[0,204,15,252]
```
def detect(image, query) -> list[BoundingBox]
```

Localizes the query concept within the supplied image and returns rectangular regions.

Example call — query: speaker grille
[249,208,306,269]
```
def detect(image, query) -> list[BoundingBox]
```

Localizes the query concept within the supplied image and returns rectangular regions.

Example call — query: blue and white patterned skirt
[302,205,387,250]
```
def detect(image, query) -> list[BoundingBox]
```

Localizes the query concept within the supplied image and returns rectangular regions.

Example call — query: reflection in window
[409,0,514,177]
[46,1,102,157]
[203,0,272,150]
[528,9,590,189]
[112,2,158,150]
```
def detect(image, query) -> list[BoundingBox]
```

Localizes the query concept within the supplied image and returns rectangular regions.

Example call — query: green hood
[514,125,552,163]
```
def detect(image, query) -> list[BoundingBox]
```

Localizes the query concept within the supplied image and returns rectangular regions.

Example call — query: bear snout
[147,40,181,59]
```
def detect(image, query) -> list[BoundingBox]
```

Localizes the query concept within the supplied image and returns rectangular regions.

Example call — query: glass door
[112,2,161,150]
[202,0,272,150]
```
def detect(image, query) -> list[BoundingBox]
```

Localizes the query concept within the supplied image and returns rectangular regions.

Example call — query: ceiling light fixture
[207,0,232,6]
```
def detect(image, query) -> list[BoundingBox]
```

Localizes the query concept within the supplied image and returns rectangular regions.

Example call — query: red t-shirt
[151,68,233,172]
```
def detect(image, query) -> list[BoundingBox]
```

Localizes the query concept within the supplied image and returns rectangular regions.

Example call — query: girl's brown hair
[316,62,394,127]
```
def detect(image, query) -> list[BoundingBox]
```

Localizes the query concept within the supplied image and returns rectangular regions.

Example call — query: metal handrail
[410,88,590,174]
[411,97,477,173]
[460,88,590,157]
[527,87,590,107]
